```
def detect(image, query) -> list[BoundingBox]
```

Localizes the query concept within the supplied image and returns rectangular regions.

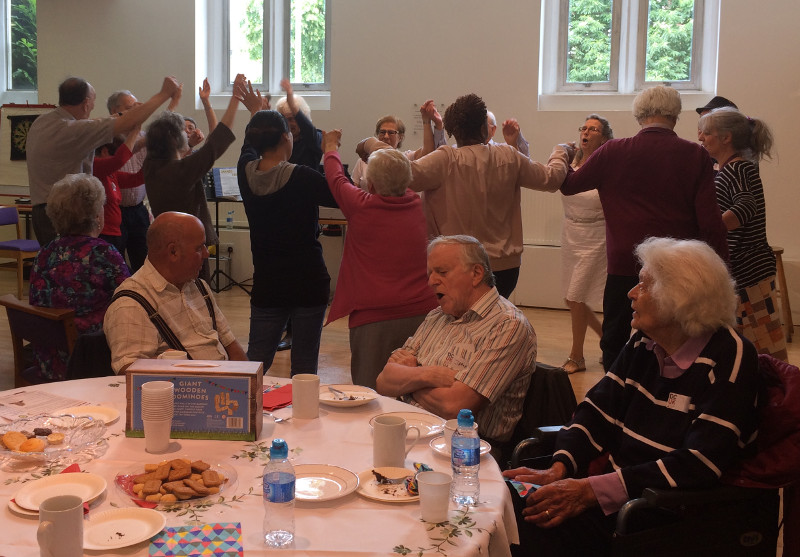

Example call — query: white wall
[31,0,800,319]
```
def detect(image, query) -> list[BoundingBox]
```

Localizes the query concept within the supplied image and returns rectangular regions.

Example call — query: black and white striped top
[715,160,775,289]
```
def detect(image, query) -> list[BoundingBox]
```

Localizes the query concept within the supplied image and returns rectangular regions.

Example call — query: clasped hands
[502,462,597,528]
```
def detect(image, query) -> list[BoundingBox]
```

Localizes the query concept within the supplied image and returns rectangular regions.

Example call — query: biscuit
[201,470,222,487]
[168,466,191,482]
[47,432,65,445]
[142,479,162,496]
[191,460,211,473]
[19,437,46,452]
[184,478,210,496]
[1,431,27,451]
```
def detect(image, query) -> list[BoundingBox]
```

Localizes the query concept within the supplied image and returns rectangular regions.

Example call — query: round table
[0,376,517,556]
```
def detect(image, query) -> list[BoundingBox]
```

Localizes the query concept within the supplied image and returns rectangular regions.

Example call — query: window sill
[538,91,715,113]
[0,90,39,104]
[205,91,330,112]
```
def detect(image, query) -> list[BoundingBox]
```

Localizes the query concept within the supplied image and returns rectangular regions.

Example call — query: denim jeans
[247,304,327,375]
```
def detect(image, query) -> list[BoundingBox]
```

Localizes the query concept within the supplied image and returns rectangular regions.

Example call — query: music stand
[206,168,251,295]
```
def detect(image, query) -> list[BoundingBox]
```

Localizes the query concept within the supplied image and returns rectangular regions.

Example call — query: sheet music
[213,167,241,200]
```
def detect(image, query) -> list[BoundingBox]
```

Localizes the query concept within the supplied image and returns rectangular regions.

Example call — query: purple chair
[0,207,40,298]
[0,294,77,386]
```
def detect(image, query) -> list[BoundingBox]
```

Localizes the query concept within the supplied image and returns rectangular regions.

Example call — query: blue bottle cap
[270,438,289,459]
[457,409,474,428]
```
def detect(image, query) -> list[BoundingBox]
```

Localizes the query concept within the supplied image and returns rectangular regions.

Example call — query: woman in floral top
[29,173,130,381]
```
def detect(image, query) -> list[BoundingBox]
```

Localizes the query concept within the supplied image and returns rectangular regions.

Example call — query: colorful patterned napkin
[149,522,243,557]
[508,480,539,498]
[262,384,293,411]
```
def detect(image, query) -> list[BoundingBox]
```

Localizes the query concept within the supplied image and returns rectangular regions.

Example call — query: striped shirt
[553,327,760,501]
[715,160,775,288]
[402,288,537,442]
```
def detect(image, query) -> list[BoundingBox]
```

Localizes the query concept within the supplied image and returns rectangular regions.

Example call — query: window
[2,0,37,92]
[224,0,329,93]
[540,0,718,104]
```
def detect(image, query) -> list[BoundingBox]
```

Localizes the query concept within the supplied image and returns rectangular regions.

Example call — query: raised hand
[321,129,342,153]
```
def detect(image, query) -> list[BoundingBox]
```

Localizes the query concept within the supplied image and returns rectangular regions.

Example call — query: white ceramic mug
[417,471,453,523]
[444,418,479,452]
[37,494,83,557]
[292,374,320,419]
[373,415,421,468]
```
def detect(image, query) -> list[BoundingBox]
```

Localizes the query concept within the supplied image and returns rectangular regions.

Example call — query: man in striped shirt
[376,235,537,445]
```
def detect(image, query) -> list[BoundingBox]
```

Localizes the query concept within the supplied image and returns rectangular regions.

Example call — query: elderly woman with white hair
[561,85,729,371]
[28,173,130,381]
[321,130,437,388]
[504,237,761,557]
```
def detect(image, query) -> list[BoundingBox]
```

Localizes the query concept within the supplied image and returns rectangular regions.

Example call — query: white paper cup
[443,419,479,452]
[373,415,421,468]
[417,471,453,523]
[292,374,320,419]
[143,418,172,453]
[158,350,188,360]
[37,495,83,557]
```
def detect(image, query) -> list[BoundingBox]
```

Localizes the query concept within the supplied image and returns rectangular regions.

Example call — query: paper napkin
[262,384,292,411]
[149,522,243,557]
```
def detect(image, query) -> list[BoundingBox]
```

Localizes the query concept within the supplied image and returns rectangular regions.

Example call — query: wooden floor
[1,275,796,403]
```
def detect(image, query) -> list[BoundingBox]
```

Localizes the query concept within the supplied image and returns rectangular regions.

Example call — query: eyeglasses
[377,129,400,136]
[578,126,602,133]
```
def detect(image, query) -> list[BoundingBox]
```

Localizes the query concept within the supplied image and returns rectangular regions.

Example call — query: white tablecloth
[0,376,518,556]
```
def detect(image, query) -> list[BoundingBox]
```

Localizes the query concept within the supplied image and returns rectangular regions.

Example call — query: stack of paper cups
[141,381,174,453]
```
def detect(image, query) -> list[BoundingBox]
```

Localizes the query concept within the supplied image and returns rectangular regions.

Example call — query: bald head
[147,212,208,288]
[486,111,497,143]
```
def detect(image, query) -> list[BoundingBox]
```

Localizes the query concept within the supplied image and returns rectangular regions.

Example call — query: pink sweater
[323,152,437,328]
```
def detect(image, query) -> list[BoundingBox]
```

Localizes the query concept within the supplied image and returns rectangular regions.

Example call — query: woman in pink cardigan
[321,130,437,389]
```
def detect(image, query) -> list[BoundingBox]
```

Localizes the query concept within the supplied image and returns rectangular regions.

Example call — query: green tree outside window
[10,0,37,90]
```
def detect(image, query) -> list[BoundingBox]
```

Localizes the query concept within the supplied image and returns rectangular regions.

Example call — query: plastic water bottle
[451,409,480,506]
[263,438,295,547]
[226,210,234,229]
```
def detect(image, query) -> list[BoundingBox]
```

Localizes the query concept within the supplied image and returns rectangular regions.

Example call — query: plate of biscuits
[114,457,237,507]
[0,414,107,463]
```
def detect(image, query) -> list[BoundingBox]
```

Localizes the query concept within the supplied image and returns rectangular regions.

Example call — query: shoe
[561,357,586,374]
[277,334,292,351]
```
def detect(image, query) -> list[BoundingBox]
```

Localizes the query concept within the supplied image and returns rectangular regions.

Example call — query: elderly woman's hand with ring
[520,478,596,527]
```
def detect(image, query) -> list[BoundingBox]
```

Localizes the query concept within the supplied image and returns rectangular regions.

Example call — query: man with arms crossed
[376,235,537,450]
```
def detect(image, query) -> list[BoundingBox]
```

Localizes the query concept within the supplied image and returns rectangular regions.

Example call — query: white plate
[7,498,37,516]
[0,414,107,463]
[319,384,376,395]
[429,435,492,458]
[84,507,166,550]
[114,458,238,508]
[319,390,378,408]
[356,467,418,503]
[369,412,445,439]
[58,405,120,425]
[294,464,360,501]
[13,473,107,511]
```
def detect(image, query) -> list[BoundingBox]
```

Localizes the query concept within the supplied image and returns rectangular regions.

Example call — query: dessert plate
[84,507,166,550]
[356,467,418,503]
[13,472,107,511]
[319,390,377,408]
[294,464,359,501]
[429,435,492,458]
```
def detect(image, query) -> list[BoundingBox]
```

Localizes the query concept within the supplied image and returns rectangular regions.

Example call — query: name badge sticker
[666,392,691,413]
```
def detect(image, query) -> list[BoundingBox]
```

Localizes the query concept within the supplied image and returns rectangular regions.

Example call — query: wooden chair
[0,207,40,299]
[0,294,78,387]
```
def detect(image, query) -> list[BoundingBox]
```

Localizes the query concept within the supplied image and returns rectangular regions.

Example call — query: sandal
[561,357,586,374]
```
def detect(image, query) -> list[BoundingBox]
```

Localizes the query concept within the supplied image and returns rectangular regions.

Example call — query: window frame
[1,0,38,102]
[541,0,717,109]
[222,0,330,94]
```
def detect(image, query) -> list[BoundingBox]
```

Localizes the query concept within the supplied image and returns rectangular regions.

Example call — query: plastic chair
[0,294,78,387]
[0,207,40,298]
